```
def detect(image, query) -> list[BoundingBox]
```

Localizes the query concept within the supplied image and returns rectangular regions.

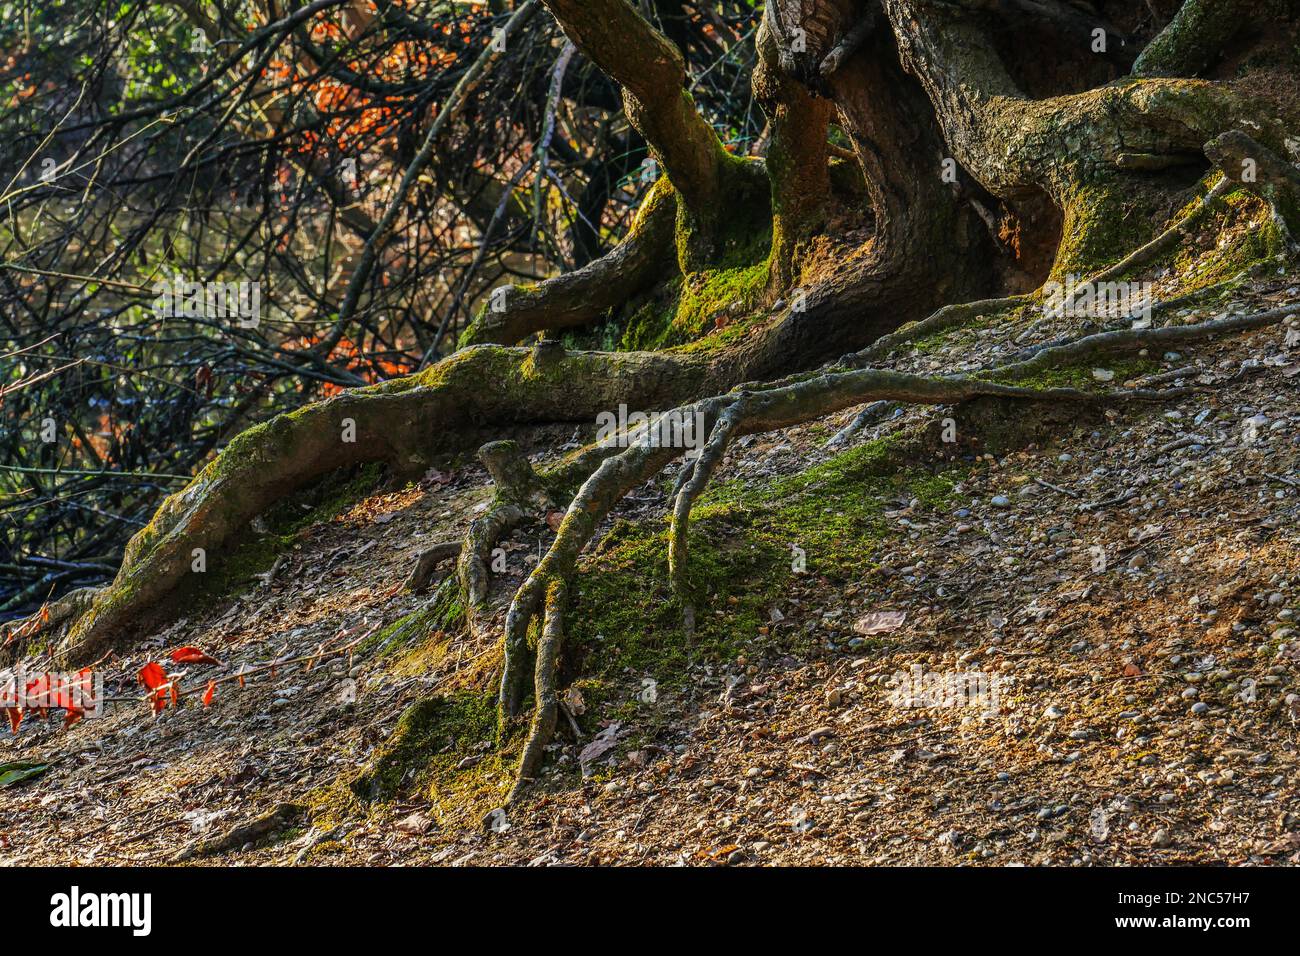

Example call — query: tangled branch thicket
[0,0,764,614]
[5,0,1300,798]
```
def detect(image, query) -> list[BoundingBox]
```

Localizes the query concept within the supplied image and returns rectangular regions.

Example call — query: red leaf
[4,707,21,734]
[170,646,221,666]
[25,674,48,706]
[138,661,167,690]
[202,681,216,708]
[64,706,84,728]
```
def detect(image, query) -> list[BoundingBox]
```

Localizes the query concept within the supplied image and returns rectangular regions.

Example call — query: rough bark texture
[1133,0,1251,78]
[754,18,834,290]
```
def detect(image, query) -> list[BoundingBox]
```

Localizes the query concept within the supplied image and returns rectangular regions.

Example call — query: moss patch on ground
[345,689,519,825]
[563,435,964,721]
[360,576,464,661]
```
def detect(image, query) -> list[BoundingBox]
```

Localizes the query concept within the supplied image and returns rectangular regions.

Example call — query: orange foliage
[286,334,411,394]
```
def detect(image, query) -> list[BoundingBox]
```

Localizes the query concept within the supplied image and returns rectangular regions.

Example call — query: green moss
[982,356,1160,390]
[361,577,464,659]
[614,259,770,351]
[618,278,684,351]
[672,262,770,346]
[1056,179,1158,277]
[1074,177,1286,291]
[697,434,962,579]
[1171,199,1287,288]
[672,315,767,355]
[348,690,502,805]
[564,435,964,718]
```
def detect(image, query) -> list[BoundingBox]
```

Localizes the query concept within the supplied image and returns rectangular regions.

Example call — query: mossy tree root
[457,181,680,348]
[497,370,1131,794]
[1131,0,1254,79]
[456,439,555,636]
[497,397,726,721]
[497,297,1299,795]
[754,16,832,291]
[33,343,720,667]
[538,0,751,269]
[881,0,1297,278]
[841,180,1288,372]
[508,578,567,801]
[993,304,1298,382]
[1088,174,1234,285]
[1204,131,1300,244]
[668,395,745,638]
[404,541,463,593]
[846,294,1035,366]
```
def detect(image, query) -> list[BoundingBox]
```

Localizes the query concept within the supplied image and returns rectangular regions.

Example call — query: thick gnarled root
[403,541,462,593]
[496,370,1100,794]
[497,410,710,720]
[27,343,718,667]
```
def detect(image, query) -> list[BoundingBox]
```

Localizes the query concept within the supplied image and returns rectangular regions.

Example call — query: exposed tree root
[882,0,1297,277]
[403,541,462,593]
[509,578,567,801]
[847,294,1034,366]
[1204,131,1300,243]
[994,304,1298,382]
[15,0,1296,817]
[1088,176,1234,284]
[825,400,897,447]
[24,344,722,668]
[456,438,556,639]
[668,396,745,639]
[457,181,679,347]
[496,395,732,721]
[496,372,1121,795]
[838,155,1287,373]
[172,802,306,862]
[497,298,1297,797]
[1132,0,1252,78]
